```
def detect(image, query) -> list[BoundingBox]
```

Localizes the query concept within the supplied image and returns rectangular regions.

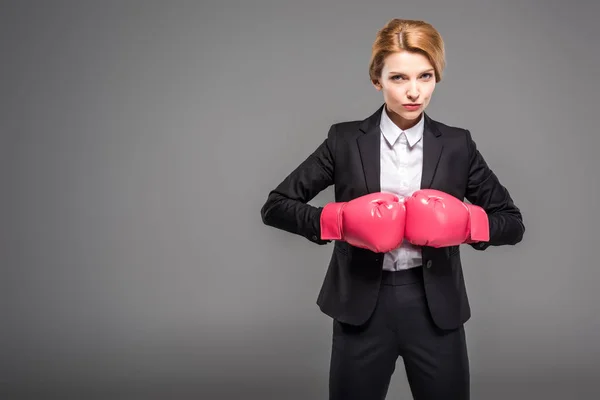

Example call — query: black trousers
[329,266,470,400]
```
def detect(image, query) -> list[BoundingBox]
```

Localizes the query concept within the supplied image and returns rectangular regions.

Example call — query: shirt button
[426,260,433,268]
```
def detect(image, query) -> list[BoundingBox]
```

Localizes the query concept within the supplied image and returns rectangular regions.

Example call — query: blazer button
[311,235,318,241]
[426,260,433,268]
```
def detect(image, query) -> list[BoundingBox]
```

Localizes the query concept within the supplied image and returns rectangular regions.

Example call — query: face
[373,51,436,130]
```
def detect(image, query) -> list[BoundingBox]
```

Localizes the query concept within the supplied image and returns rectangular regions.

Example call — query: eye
[421,73,433,79]
[391,75,405,81]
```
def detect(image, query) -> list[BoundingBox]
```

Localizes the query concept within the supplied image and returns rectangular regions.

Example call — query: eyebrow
[388,69,435,75]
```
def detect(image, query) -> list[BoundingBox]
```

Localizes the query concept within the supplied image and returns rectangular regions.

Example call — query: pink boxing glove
[404,189,489,248]
[320,192,406,253]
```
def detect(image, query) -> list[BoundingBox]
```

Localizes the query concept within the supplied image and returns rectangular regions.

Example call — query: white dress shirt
[379,106,424,271]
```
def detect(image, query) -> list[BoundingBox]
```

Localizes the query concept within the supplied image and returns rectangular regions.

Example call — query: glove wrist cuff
[320,202,346,240]
[466,204,490,243]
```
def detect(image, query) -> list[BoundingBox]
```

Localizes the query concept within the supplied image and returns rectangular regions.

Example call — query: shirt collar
[380,106,424,148]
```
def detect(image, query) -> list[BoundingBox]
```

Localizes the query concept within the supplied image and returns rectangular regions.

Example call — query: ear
[371,80,382,91]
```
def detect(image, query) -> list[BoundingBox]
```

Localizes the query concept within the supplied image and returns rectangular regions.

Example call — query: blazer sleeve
[260,124,337,245]
[464,130,525,250]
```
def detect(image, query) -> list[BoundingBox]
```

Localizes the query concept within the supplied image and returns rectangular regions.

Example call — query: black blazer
[260,104,525,330]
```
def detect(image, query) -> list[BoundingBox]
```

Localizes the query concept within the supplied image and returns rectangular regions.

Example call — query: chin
[398,111,420,120]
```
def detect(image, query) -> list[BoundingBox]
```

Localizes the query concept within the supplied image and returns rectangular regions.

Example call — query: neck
[386,104,422,131]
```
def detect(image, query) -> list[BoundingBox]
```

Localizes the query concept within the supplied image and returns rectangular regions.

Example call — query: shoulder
[427,115,471,138]
[329,120,364,137]
[427,115,477,153]
[325,105,385,140]
[424,115,483,166]
[318,120,367,150]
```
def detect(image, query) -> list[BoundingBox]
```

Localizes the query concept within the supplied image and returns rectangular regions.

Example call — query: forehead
[382,51,434,73]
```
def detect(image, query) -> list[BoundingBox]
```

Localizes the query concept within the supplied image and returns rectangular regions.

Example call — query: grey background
[2,0,599,399]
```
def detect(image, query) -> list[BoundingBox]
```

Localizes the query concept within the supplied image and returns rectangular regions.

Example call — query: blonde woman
[261,18,524,400]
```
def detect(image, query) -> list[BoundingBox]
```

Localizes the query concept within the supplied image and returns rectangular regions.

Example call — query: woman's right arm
[260,124,337,245]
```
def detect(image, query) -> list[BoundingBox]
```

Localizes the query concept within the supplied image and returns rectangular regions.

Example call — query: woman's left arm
[464,130,525,250]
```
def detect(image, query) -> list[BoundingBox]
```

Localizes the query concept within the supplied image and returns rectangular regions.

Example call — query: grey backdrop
[2,0,599,399]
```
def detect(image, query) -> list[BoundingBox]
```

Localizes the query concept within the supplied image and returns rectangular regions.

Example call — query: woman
[260,18,524,400]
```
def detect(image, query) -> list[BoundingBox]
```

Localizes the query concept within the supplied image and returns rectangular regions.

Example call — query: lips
[402,104,421,110]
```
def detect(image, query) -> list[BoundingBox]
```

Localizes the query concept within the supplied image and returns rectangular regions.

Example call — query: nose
[407,82,419,101]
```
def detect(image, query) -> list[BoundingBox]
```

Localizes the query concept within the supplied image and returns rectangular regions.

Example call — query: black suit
[260,104,524,398]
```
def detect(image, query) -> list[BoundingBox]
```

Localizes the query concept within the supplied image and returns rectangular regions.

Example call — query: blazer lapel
[357,104,385,193]
[420,113,443,189]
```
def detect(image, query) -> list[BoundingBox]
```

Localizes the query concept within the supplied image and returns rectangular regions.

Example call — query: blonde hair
[369,19,446,84]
